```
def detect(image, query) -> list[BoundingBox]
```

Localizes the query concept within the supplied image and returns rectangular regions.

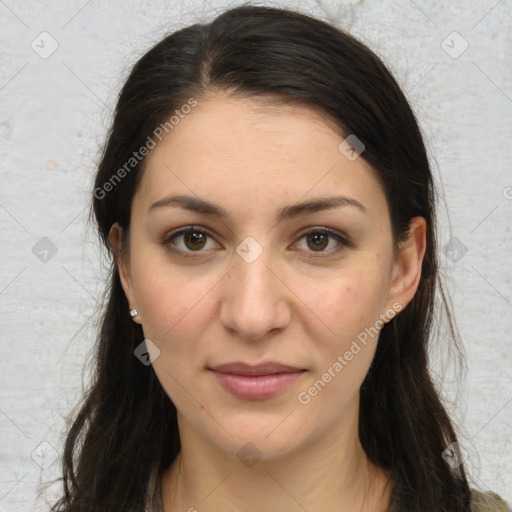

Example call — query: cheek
[129,249,209,349]
[132,266,214,408]
[300,266,388,341]
[295,261,389,401]
[135,274,210,343]
[297,271,387,409]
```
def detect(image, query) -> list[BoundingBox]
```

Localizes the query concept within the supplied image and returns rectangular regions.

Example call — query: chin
[202,414,305,464]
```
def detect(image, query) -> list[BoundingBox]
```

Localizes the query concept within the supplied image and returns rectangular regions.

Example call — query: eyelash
[161,225,351,258]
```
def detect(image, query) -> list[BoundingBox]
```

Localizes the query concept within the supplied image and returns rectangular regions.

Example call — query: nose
[219,240,291,341]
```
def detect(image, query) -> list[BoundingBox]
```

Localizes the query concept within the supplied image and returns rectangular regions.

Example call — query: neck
[161,402,392,512]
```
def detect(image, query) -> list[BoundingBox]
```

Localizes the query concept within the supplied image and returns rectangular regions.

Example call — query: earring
[130,308,139,318]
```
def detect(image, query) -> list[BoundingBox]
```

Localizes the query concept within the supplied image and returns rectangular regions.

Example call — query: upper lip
[209,362,305,376]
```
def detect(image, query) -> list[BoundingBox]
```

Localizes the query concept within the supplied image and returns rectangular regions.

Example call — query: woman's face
[112,93,425,461]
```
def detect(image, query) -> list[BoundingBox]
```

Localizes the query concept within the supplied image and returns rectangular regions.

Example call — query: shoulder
[471,490,512,512]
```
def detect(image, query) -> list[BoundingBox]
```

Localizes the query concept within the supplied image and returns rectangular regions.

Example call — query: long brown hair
[50,4,472,511]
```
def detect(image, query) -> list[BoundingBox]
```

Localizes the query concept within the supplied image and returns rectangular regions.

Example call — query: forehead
[134,93,387,220]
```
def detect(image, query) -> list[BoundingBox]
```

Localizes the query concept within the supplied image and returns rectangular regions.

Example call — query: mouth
[208,362,307,400]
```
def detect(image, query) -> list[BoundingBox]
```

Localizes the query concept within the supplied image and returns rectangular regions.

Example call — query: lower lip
[209,370,305,400]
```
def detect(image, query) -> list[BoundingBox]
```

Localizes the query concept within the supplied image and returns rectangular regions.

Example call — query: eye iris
[307,232,328,251]
[184,231,207,250]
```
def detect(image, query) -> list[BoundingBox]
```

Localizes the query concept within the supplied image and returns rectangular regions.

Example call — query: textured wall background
[1,0,511,510]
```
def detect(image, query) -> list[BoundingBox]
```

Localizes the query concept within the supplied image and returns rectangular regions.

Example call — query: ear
[109,223,141,324]
[383,216,427,318]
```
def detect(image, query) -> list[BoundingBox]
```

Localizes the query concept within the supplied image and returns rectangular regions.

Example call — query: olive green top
[470,491,512,512]
[144,466,511,511]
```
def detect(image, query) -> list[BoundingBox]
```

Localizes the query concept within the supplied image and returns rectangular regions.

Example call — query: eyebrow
[149,194,368,221]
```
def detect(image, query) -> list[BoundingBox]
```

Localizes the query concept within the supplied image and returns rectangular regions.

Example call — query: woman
[51,4,510,512]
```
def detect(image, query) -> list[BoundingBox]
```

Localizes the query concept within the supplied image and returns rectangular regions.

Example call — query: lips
[210,361,304,376]
[208,362,306,400]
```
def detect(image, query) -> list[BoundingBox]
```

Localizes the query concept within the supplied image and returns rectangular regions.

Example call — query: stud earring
[129,308,139,318]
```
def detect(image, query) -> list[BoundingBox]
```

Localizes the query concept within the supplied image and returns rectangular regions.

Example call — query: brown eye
[306,232,329,251]
[162,226,219,256]
[295,228,350,256]
[183,231,207,250]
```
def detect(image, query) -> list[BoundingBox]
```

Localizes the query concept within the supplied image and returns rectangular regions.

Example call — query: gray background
[0,0,511,510]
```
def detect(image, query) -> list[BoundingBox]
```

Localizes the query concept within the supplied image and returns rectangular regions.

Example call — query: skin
[110,92,427,512]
